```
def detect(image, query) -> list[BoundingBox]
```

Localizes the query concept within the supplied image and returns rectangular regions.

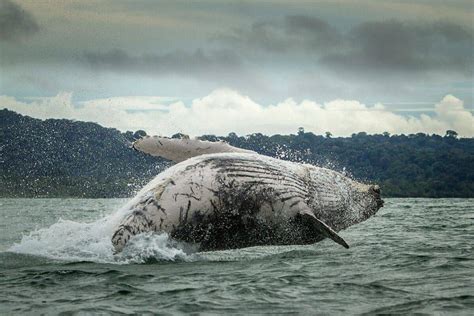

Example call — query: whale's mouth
[369,185,384,208]
[377,198,385,208]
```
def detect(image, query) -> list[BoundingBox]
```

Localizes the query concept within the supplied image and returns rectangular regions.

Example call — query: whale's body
[112,146,383,253]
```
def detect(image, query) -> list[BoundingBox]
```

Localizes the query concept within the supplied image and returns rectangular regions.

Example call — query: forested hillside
[0,109,167,197]
[1,109,473,198]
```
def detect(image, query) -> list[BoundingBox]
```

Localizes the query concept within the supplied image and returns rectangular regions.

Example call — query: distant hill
[0,109,167,198]
[1,109,473,198]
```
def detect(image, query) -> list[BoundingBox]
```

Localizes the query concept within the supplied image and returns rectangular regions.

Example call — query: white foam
[8,206,192,264]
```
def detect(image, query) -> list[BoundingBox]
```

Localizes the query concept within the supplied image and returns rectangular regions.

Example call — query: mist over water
[0,198,473,314]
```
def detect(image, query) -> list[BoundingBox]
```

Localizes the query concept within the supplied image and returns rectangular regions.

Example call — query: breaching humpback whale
[112,136,384,253]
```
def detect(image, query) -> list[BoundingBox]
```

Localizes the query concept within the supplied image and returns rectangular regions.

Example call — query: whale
[112,136,384,253]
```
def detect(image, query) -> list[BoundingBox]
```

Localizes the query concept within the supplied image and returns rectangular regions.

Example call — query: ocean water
[0,198,473,314]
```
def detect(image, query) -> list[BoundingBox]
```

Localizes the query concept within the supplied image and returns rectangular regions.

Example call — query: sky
[0,0,473,136]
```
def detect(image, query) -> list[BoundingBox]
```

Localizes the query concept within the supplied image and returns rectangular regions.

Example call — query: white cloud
[1,89,473,137]
[81,96,177,111]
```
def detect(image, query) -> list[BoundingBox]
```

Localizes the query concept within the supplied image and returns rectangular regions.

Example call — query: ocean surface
[0,198,473,314]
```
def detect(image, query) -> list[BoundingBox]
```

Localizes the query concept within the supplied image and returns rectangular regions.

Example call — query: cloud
[214,15,341,53]
[0,0,39,41]
[81,96,177,111]
[0,93,173,134]
[216,16,473,74]
[79,48,267,96]
[82,49,244,78]
[321,20,474,74]
[2,89,473,137]
[434,94,474,135]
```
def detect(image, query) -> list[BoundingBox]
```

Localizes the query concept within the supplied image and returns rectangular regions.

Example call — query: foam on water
[7,206,307,264]
[8,211,306,264]
[7,194,193,264]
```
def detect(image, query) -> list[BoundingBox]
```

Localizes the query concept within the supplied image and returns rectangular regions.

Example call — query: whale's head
[306,166,384,231]
[348,182,384,225]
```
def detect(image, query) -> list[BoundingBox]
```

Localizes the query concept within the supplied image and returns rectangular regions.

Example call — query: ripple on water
[0,198,473,314]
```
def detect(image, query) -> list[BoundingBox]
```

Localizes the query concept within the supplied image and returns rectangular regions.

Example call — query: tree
[228,132,238,139]
[171,133,189,139]
[123,131,134,142]
[297,127,305,135]
[445,130,458,138]
[325,131,332,138]
[133,130,147,139]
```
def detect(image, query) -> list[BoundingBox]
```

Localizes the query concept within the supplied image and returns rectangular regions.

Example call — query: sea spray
[7,207,315,264]
[8,205,192,264]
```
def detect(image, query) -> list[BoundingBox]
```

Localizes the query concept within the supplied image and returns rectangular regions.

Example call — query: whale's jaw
[370,185,384,209]
[360,184,384,222]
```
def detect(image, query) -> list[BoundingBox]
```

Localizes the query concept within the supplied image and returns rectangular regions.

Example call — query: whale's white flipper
[299,209,350,249]
[133,136,256,163]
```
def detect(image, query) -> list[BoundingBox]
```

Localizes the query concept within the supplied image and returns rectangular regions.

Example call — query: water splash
[117,232,190,263]
[8,210,192,264]
[7,205,310,264]
[8,211,303,264]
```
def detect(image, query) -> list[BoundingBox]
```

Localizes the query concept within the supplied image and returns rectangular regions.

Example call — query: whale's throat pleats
[211,157,309,204]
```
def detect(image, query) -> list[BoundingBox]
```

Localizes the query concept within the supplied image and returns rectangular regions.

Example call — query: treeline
[208,130,473,197]
[1,109,473,198]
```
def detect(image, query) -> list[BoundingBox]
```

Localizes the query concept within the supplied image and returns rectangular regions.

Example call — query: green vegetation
[0,109,168,198]
[1,110,473,198]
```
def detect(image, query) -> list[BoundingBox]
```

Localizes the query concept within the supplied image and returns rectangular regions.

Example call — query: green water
[0,198,473,314]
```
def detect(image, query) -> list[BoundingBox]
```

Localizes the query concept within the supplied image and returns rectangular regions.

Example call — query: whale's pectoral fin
[299,209,350,249]
[132,136,256,162]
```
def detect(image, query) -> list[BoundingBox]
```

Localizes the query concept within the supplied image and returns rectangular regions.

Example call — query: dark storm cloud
[430,21,472,42]
[216,15,473,74]
[0,0,39,41]
[321,20,474,74]
[214,15,341,53]
[284,15,342,48]
[83,49,243,76]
